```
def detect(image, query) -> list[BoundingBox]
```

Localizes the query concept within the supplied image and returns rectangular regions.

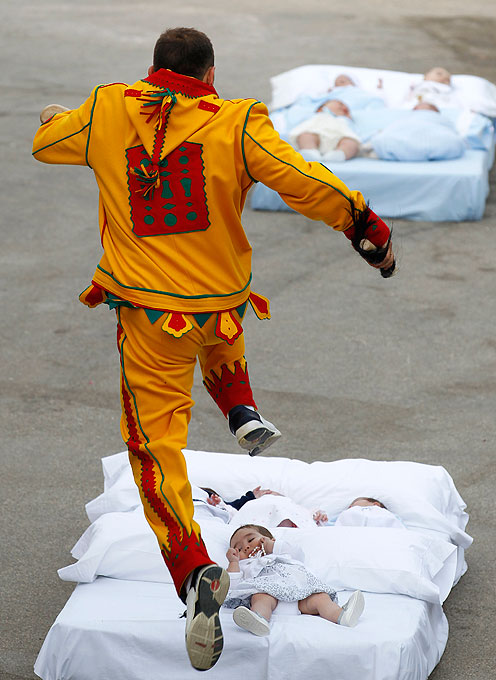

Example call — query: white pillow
[86,450,471,552]
[269,64,496,116]
[59,508,456,604]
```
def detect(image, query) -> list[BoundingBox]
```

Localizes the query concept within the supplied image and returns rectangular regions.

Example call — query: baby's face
[424,67,451,85]
[321,99,351,118]
[414,102,440,112]
[334,74,354,87]
[230,528,267,560]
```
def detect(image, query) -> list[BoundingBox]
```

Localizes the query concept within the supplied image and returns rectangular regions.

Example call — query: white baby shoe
[233,606,270,636]
[338,590,365,627]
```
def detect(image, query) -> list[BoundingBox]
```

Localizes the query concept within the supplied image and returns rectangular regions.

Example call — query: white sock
[322,149,346,162]
[300,148,323,162]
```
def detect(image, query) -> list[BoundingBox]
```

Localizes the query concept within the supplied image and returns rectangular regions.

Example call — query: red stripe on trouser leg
[117,310,214,595]
[203,360,256,417]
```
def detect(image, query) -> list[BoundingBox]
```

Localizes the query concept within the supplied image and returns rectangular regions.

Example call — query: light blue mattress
[251,148,492,222]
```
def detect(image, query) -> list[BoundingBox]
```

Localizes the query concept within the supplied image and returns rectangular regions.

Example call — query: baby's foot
[233,607,270,636]
[338,590,365,627]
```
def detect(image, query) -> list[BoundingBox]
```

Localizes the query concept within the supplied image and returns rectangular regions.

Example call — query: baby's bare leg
[251,593,278,622]
[298,592,342,623]
[336,136,360,159]
[296,132,320,150]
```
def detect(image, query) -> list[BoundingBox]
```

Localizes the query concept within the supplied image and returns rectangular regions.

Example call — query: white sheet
[35,577,448,680]
[35,450,470,680]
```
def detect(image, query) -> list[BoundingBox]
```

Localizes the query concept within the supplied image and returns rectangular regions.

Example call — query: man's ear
[147,65,155,76]
[203,65,215,86]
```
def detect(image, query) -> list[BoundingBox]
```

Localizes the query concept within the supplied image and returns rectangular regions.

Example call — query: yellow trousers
[116,306,256,596]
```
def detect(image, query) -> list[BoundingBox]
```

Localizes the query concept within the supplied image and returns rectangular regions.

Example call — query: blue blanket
[370,110,465,162]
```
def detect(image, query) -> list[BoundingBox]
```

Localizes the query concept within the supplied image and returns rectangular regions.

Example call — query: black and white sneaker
[185,564,230,671]
[228,405,281,457]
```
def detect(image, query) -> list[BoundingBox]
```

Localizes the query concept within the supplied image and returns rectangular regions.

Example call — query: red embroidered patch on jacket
[198,100,220,113]
[125,89,142,97]
[126,141,210,237]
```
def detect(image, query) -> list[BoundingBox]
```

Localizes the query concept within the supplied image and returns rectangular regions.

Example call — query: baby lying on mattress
[193,484,327,527]
[195,486,406,530]
[224,524,365,635]
[288,99,466,163]
[273,67,493,163]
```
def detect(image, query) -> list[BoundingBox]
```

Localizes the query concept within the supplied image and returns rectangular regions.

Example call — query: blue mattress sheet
[251,149,492,222]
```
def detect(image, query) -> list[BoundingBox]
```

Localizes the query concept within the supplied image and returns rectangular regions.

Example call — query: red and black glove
[344,206,395,278]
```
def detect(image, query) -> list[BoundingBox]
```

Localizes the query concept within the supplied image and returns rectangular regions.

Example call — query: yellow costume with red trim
[32,68,375,594]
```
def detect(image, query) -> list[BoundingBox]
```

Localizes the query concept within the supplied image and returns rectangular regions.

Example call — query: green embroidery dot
[164,214,177,226]
[141,159,151,167]
[145,205,152,210]
[163,203,176,209]
[179,146,187,151]
[144,215,154,225]
[187,212,197,221]
[182,169,189,174]
[179,155,189,164]
[187,202,193,207]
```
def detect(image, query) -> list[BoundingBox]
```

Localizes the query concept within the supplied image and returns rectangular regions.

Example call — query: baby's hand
[226,547,239,563]
[207,494,221,506]
[313,510,328,525]
[252,486,283,498]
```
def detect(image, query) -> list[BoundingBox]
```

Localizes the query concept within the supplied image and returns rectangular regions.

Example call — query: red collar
[142,69,218,98]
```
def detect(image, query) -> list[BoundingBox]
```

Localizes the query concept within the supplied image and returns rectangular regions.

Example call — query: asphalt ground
[1,1,495,678]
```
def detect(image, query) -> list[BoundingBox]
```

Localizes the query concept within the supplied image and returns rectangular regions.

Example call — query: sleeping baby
[326,497,406,529]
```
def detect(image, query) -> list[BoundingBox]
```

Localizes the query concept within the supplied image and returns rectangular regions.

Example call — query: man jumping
[32,27,394,671]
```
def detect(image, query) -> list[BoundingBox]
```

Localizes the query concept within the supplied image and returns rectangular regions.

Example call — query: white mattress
[35,578,448,680]
[251,150,491,221]
[34,450,472,680]
[251,65,496,222]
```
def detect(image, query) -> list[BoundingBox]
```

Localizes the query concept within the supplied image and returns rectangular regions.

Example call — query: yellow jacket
[32,69,367,313]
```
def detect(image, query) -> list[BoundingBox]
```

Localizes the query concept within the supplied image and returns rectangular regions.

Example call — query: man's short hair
[153,27,214,80]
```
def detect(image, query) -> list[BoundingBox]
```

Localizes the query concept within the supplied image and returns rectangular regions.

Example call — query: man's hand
[366,240,395,271]
[40,104,70,123]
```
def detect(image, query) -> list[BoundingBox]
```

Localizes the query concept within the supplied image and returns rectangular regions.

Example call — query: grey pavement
[1,1,495,678]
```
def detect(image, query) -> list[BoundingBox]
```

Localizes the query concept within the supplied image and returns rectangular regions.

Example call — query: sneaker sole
[247,428,281,456]
[236,419,282,456]
[185,566,230,671]
[233,606,270,636]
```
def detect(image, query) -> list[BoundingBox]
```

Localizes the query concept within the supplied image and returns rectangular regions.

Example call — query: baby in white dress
[224,524,364,636]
